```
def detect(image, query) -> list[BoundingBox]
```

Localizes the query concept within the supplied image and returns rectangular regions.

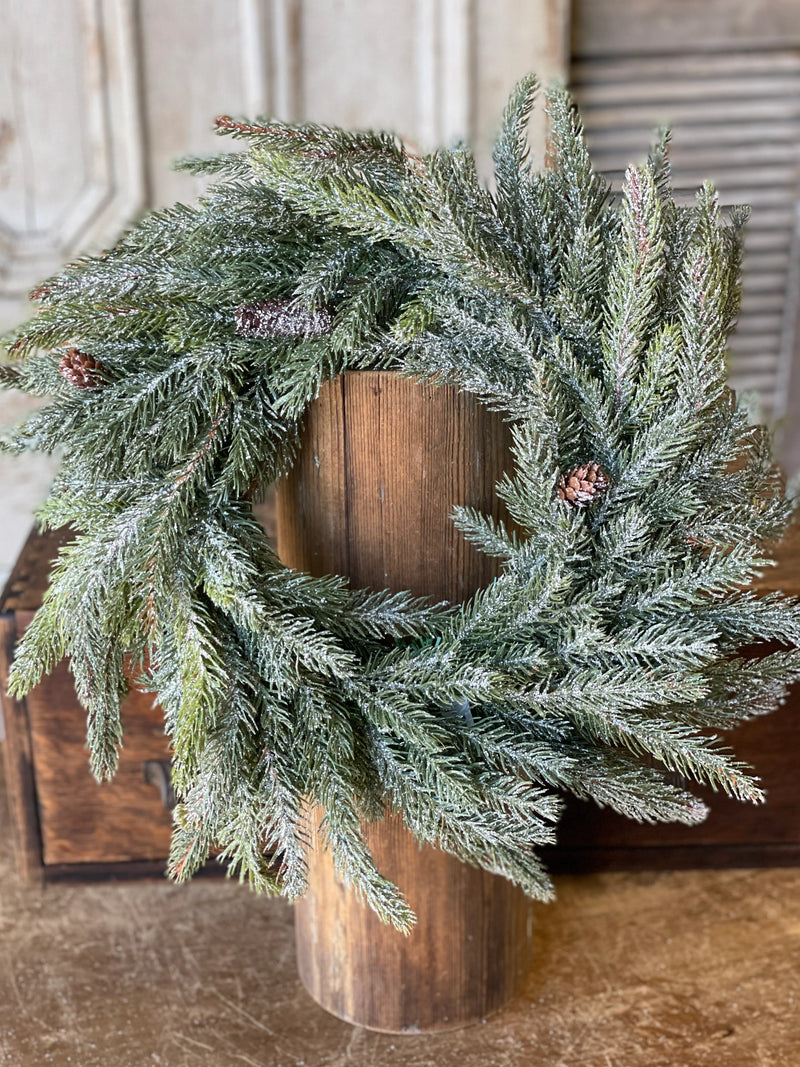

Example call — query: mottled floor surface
[1,760,799,1067]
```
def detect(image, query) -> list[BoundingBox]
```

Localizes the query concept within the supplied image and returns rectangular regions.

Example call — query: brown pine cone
[557,462,610,508]
[235,298,334,339]
[59,348,105,389]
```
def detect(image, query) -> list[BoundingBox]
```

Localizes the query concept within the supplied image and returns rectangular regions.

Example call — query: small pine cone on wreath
[58,348,105,389]
[557,461,610,508]
[235,298,335,339]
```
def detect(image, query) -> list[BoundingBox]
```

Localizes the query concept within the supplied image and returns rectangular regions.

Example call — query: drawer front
[19,613,176,866]
[551,687,800,868]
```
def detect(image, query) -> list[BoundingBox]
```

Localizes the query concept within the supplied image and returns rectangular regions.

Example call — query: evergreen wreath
[3,76,800,931]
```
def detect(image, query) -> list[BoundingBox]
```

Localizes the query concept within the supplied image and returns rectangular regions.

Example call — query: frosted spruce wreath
[3,76,800,931]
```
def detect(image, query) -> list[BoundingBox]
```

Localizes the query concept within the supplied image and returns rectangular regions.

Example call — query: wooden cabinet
[549,701,800,873]
[0,528,177,882]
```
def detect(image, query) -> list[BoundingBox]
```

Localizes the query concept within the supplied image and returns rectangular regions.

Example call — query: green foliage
[3,79,799,930]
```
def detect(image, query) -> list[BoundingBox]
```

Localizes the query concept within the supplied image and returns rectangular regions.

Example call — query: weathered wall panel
[0,0,568,586]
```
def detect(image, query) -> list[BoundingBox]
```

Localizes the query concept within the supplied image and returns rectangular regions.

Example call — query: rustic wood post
[276,371,535,1032]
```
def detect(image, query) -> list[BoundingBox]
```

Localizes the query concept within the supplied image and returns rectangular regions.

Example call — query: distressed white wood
[440,0,474,141]
[0,0,571,584]
[137,0,249,205]
[1,0,570,305]
[0,0,145,595]
[0,0,144,312]
[415,0,440,148]
[413,0,573,167]
[473,0,571,172]
[415,0,475,149]
[238,0,272,116]
[299,1,420,137]
[268,0,303,120]
[238,0,301,119]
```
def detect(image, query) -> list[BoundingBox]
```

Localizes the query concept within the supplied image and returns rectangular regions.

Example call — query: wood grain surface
[549,690,800,871]
[0,528,199,879]
[0,613,42,883]
[278,371,534,1032]
[0,524,73,613]
[276,371,513,602]
[17,606,177,867]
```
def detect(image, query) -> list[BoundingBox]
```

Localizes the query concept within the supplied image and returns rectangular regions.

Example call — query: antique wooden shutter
[571,0,800,467]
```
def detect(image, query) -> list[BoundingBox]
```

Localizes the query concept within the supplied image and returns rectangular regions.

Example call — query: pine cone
[235,299,334,339]
[59,348,105,389]
[557,462,610,508]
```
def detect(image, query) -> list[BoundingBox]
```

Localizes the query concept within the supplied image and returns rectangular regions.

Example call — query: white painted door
[0,0,568,581]
[0,0,568,329]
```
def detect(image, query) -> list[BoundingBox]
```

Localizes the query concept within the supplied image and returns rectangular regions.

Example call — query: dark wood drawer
[21,626,174,866]
[0,530,180,882]
[547,698,800,872]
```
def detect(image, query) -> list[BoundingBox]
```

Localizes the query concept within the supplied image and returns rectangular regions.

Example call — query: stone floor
[1,749,800,1067]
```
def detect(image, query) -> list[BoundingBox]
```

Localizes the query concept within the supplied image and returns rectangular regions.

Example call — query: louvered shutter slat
[571,48,800,417]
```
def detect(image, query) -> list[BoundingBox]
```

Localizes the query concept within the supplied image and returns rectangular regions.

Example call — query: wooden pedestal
[277,371,534,1031]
